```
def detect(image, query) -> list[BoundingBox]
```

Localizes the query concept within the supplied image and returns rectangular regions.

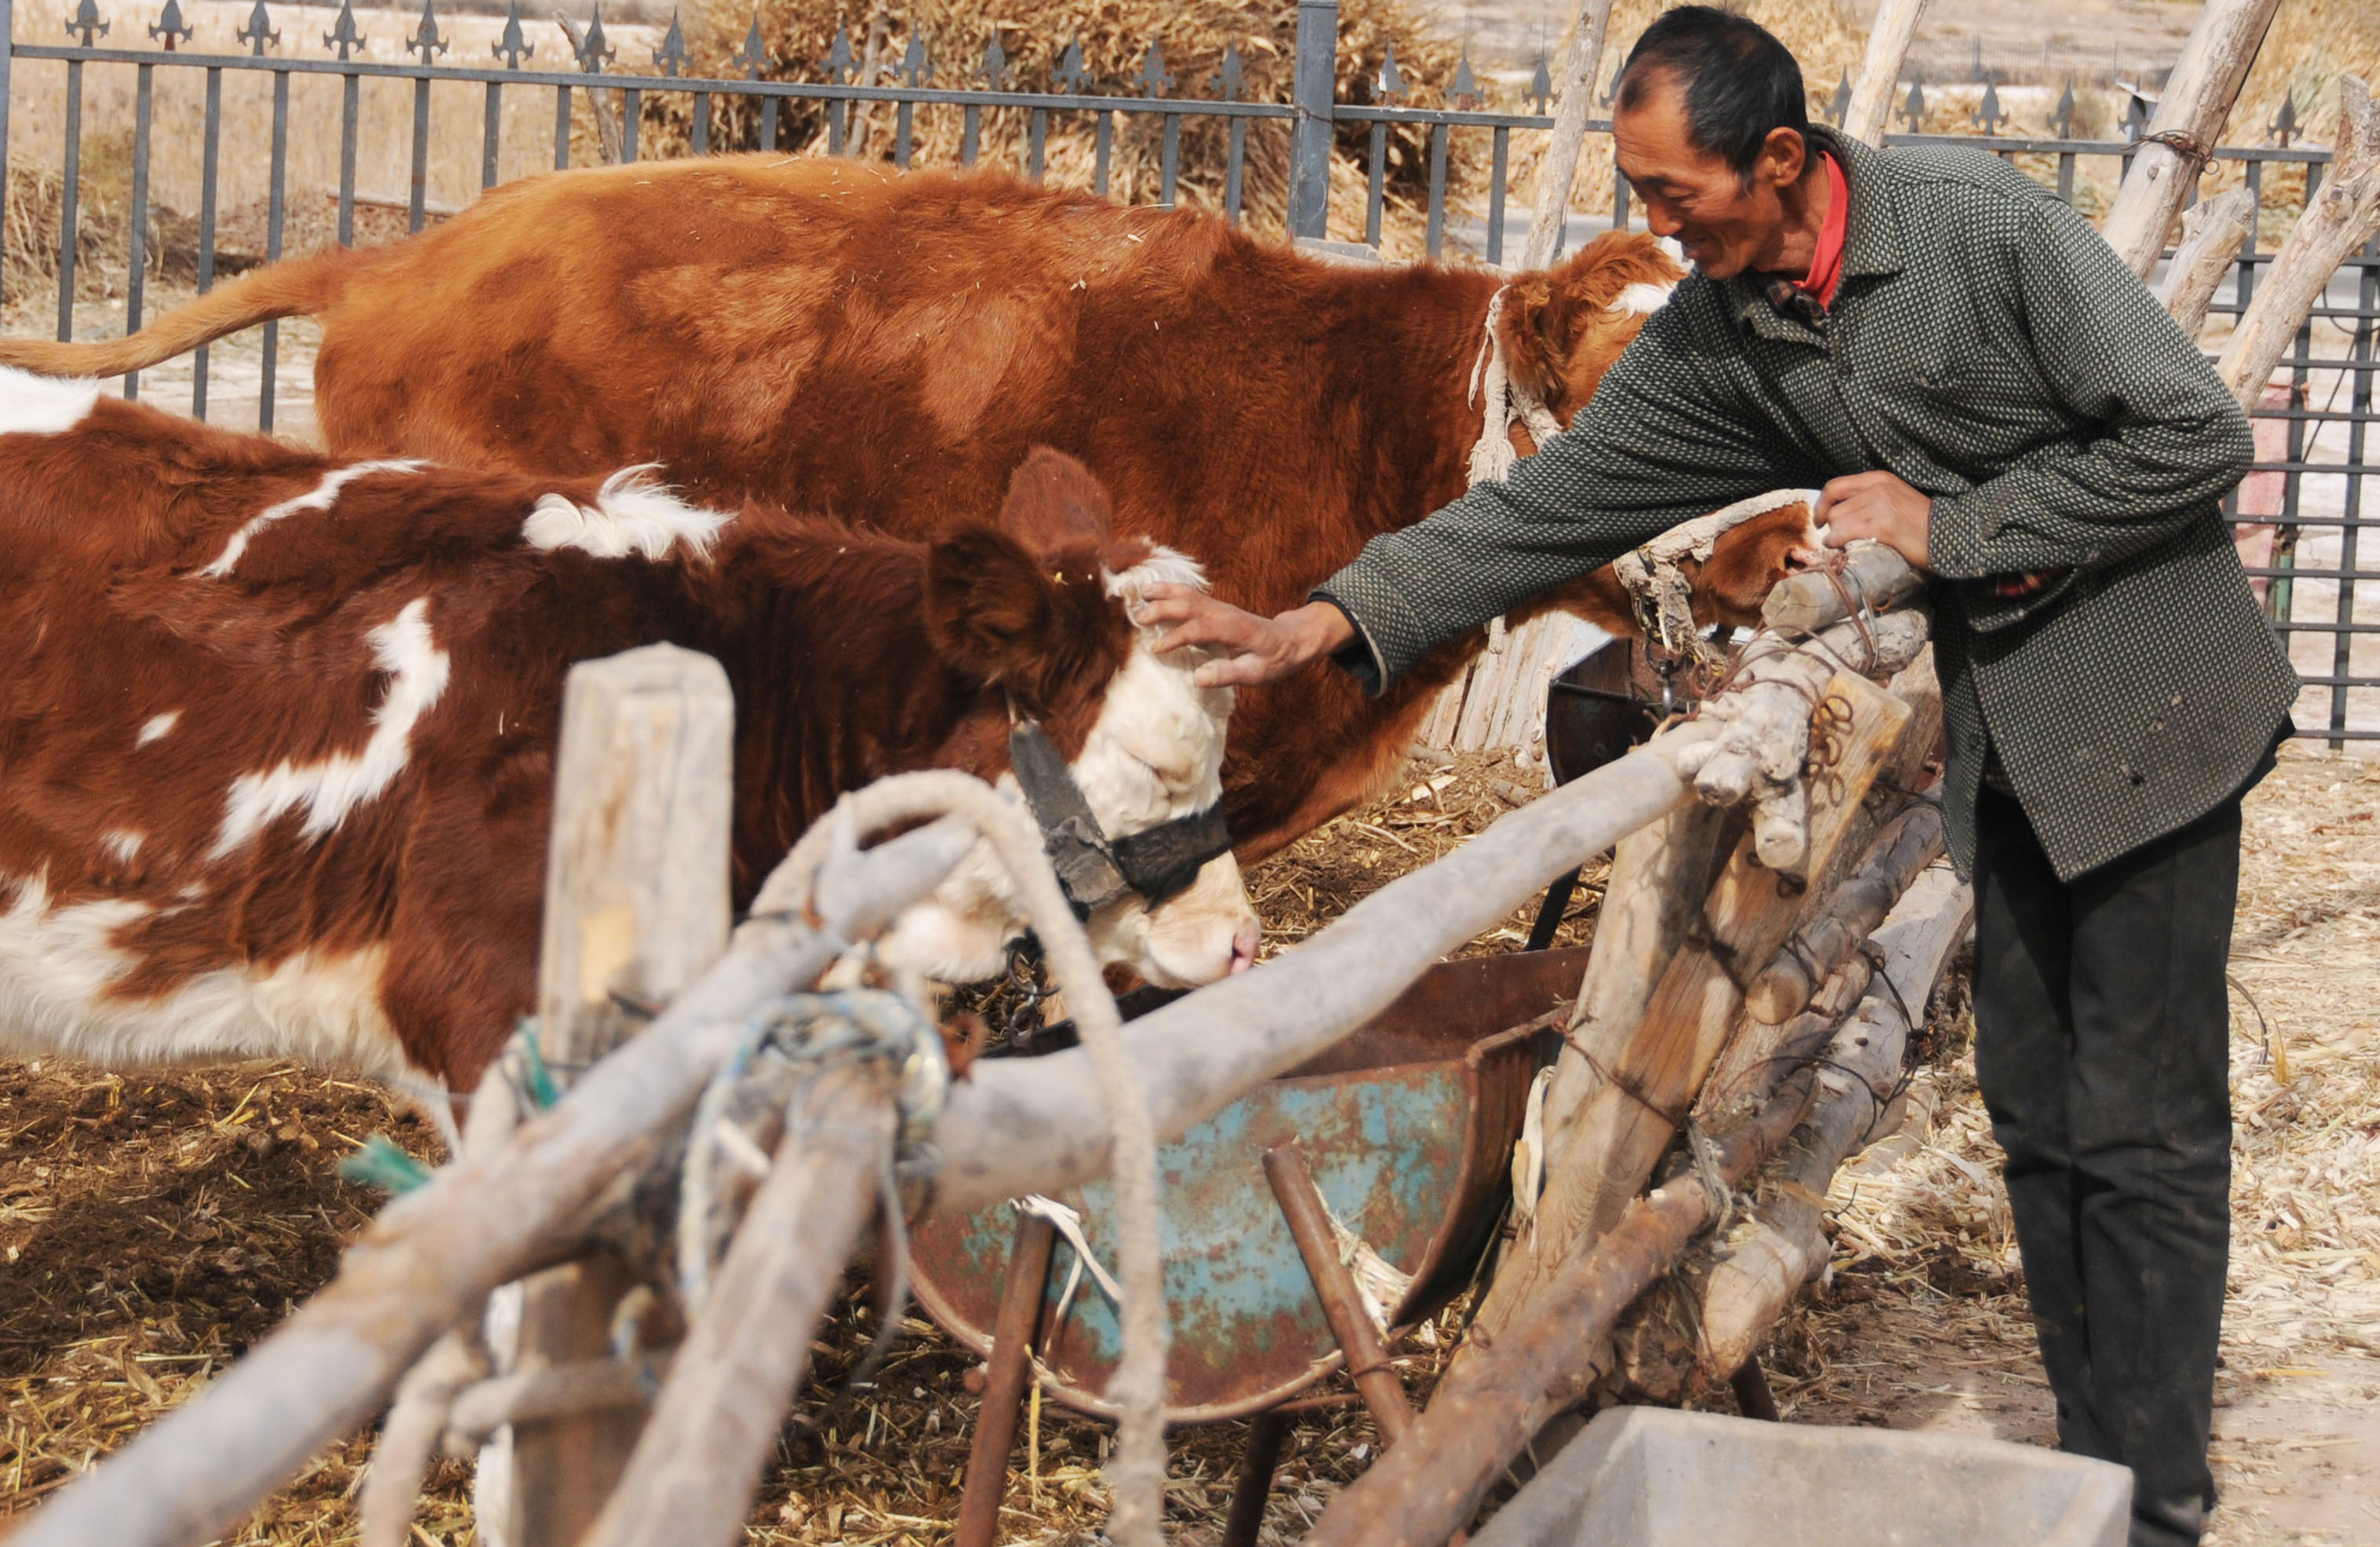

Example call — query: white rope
[1015,1194,1128,1339]
[1508,1066,1556,1249]
[1459,289,1591,660]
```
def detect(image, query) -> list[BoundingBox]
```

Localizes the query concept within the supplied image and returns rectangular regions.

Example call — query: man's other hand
[1815,470,1932,571]
[1138,588,1355,689]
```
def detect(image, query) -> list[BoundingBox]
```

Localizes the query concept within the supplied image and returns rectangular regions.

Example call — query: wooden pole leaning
[952,1212,1062,1547]
[2158,185,2259,338]
[500,643,736,1547]
[2219,75,2380,408]
[1608,862,1974,1399]
[1521,0,1620,272]
[2100,0,2285,280]
[584,1063,899,1547]
[1266,1143,1419,1445]
[1841,0,1929,148]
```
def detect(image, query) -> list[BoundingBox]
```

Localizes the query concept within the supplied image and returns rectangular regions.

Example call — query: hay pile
[0,1059,459,1542]
[647,0,1489,254]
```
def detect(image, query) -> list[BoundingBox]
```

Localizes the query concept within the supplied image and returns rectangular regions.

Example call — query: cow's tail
[0,249,349,379]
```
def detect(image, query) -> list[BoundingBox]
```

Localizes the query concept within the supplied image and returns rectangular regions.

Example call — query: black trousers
[1971,785,2248,1547]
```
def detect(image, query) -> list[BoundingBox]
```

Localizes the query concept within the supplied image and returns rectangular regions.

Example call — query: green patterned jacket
[1314,127,2298,880]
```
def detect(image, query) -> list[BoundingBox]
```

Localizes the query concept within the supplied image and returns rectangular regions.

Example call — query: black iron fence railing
[3,0,2374,742]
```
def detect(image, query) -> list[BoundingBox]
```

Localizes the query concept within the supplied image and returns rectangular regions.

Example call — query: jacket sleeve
[1925,194,2254,587]
[1313,298,1813,693]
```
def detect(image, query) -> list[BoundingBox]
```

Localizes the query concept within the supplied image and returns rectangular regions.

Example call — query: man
[1142,9,2296,1545]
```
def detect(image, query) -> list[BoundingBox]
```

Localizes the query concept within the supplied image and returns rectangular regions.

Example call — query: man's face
[1613,71,1805,280]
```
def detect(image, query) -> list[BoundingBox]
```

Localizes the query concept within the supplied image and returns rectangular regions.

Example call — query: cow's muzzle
[1007,720,1234,919]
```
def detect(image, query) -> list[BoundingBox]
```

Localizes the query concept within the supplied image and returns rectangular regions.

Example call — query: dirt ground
[1,742,2375,1544]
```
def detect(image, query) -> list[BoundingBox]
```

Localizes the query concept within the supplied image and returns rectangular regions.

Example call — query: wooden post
[1467,667,1915,1343]
[953,1212,1060,1547]
[1266,1144,1417,1445]
[2219,76,2380,408]
[501,644,735,1547]
[584,1064,898,1547]
[2157,185,2258,338]
[1523,0,1621,271]
[2100,0,2284,279]
[1841,0,1930,148]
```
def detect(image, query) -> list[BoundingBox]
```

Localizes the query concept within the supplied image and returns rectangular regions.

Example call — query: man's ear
[1759,126,1808,189]
[924,523,1128,711]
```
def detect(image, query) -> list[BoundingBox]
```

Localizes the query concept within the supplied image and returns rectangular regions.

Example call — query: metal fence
[2,0,2374,741]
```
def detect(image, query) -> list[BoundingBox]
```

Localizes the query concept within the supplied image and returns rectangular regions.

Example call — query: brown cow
[0,368,1256,1090]
[0,159,1812,859]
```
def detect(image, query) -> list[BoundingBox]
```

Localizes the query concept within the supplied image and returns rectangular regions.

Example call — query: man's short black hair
[1616,6,1809,186]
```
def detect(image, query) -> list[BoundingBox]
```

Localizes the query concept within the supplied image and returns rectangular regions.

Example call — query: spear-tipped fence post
[894,31,927,166]
[148,0,192,51]
[823,24,854,153]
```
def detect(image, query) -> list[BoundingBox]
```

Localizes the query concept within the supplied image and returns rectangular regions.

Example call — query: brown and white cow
[0,368,1256,1090]
[0,159,1812,861]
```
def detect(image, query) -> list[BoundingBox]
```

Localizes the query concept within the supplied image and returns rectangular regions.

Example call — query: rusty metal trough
[912,945,1590,1424]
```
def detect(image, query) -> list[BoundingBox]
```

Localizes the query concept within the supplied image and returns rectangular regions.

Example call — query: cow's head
[1497,230,1690,426]
[888,448,1259,989]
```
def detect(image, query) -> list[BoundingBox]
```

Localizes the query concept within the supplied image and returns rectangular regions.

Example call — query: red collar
[1795,151,1850,309]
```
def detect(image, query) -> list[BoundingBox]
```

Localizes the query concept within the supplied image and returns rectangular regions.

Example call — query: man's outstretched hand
[1138,586,1355,689]
[1815,470,1932,571]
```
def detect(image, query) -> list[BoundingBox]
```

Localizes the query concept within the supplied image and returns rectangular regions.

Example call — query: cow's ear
[1503,234,1684,424]
[996,446,1115,562]
[1497,270,1570,412]
[925,522,1127,708]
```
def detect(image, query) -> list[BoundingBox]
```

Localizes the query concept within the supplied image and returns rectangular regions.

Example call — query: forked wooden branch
[2219,76,2380,408]
[2157,185,2259,338]
[1522,0,1621,271]
[1616,863,1975,1395]
[1311,868,1972,1545]
[1684,864,1973,1379]
[2100,0,2285,278]
[1742,802,1945,1024]
[1841,0,1929,148]
[1466,613,1926,1345]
